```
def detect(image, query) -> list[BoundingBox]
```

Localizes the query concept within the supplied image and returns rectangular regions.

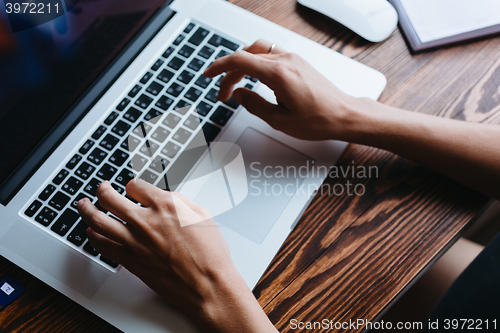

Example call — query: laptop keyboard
[21,21,258,271]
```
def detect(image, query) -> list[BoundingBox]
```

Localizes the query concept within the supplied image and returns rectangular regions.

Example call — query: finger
[233,88,284,127]
[96,181,143,224]
[204,51,275,84]
[244,39,286,55]
[78,198,134,246]
[87,228,131,266]
[218,70,246,101]
[126,178,171,209]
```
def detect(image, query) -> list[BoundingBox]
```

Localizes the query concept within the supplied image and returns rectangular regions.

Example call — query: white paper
[400,0,500,43]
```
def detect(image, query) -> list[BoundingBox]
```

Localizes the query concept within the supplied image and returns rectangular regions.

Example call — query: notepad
[389,0,500,53]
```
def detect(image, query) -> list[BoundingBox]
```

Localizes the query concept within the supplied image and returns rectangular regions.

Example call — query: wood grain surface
[1,0,499,332]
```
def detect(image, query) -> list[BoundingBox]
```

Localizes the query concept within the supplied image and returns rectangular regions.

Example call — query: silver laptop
[0,0,386,331]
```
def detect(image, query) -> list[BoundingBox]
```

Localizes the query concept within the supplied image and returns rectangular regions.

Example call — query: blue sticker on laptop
[0,276,26,311]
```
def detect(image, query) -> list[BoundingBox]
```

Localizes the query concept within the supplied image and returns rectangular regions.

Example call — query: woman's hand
[77,179,277,333]
[204,39,360,141]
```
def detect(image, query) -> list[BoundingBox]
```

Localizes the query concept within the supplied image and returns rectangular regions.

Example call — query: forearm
[340,97,500,200]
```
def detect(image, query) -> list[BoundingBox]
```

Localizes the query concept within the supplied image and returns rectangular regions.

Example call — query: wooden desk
[1,0,499,331]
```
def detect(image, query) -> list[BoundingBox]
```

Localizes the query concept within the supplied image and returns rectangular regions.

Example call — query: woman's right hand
[204,39,361,141]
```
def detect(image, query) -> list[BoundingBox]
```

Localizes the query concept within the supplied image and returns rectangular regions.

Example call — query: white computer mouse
[298,0,398,42]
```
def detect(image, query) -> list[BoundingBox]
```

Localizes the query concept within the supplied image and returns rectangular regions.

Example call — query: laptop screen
[0,0,169,199]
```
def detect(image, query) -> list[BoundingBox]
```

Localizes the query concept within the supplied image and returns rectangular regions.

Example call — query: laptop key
[123,107,143,123]
[71,193,92,209]
[117,98,131,111]
[223,97,240,109]
[112,120,131,137]
[198,46,215,59]
[162,46,175,59]
[168,57,185,71]
[53,169,69,185]
[35,207,57,227]
[116,169,135,187]
[210,106,234,127]
[246,75,258,83]
[184,114,201,130]
[151,59,164,71]
[100,256,119,268]
[178,45,195,58]
[79,139,95,155]
[167,82,184,98]
[109,149,129,167]
[97,163,118,181]
[129,155,149,172]
[133,123,152,137]
[140,141,160,156]
[195,75,212,89]
[68,221,89,246]
[146,81,164,96]
[202,122,221,143]
[51,209,79,236]
[83,241,99,256]
[174,100,190,114]
[122,136,141,152]
[87,148,107,166]
[62,177,83,195]
[91,125,107,140]
[188,27,209,46]
[140,170,158,185]
[173,128,192,144]
[49,192,71,211]
[161,142,181,159]
[163,113,182,129]
[99,134,120,151]
[157,69,175,84]
[215,75,223,87]
[208,34,239,51]
[144,108,163,123]
[66,154,82,170]
[197,101,213,117]
[111,183,125,194]
[177,70,194,85]
[75,162,96,180]
[135,94,153,109]
[84,178,102,197]
[185,87,202,102]
[173,34,185,46]
[184,22,195,34]
[216,49,230,59]
[205,88,218,103]
[245,83,254,90]
[149,157,169,173]
[188,58,205,72]
[39,184,56,201]
[104,111,119,126]
[25,200,43,217]
[128,85,141,98]
[151,127,170,143]
[140,72,154,84]
[155,95,174,110]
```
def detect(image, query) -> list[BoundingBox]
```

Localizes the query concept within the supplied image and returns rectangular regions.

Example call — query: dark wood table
[1,0,499,331]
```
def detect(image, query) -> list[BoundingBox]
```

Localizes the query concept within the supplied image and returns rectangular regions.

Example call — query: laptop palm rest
[0,220,109,299]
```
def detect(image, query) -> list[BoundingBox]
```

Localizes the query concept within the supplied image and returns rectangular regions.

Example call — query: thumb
[233,88,283,125]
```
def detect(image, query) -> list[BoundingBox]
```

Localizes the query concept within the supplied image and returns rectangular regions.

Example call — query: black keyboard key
[49,192,70,211]
[39,184,56,201]
[84,178,102,197]
[245,83,254,90]
[223,97,240,109]
[91,125,107,140]
[112,120,131,137]
[177,70,194,85]
[53,169,69,185]
[167,82,184,97]
[208,34,239,51]
[75,162,95,180]
[215,75,223,87]
[157,69,175,84]
[79,139,95,155]
[185,87,202,102]
[132,122,152,137]
[197,101,213,116]
[123,107,143,124]
[202,122,221,143]
[173,128,192,144]
[162,46,175,59]
[66,154,82,170]
[140,170,158,185]
[174,100,191,114]
[116,169,135,187]
[68,221,89,246]
[161,141,181,159]
[246,75,258,83]
[139,141,160,157]
[35,207,57,227]
[198,46,215,59]
[205,88,218,103]
[51,209,79,236]
[128,85,141,98]
[210,106,234,127]
[117,98,131,111]
[188,27,209,46]
[100,256,119,268]
[87,148,108,166]
[195,75,212,89]
[184,114,201,130]
[155,95,174,110]
[97,163,118,181]
[168,57,185,71]
[151,59,164,71]
[216,49,230,59]
[178,45,195,58]
[151,127,170,143]
[99,134,120,151]
[140,72,154,84]
[111,183,124,194]
[71,193,92,209]
[62,177,83,195]
[109,150,129,167]
[25,200,42,217]
[173,34,185,46]
[163,113,182,129]
[122,136,141,152]
[83,241,99,256]
[144,108,163,123]
[103,111,119,126]
[129,154,149,171]
[135,94,153,109]
[188,58,205,72]
[184,22,195,33]
[146,81,164,96]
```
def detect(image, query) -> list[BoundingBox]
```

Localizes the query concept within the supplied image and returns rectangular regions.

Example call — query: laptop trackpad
[192,128,312,244]
[0,220,109,299]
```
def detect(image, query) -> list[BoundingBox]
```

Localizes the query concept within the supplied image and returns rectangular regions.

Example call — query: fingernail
[77,198,86,208]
